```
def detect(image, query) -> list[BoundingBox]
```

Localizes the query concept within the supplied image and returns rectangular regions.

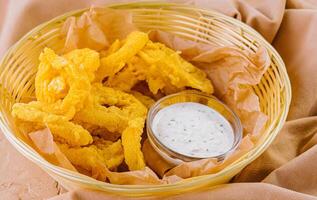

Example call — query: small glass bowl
[146,90,242,166]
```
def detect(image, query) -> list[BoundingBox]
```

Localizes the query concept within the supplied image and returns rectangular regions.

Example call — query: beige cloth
[0,0,317,199]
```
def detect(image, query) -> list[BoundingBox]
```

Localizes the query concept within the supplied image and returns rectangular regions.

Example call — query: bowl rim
[0,1,292,195]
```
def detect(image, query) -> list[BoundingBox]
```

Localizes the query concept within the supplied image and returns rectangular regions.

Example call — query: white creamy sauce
[152,102,234,158]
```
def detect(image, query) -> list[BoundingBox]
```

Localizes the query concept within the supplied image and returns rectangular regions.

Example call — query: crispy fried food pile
[11,31,214,180]
[102,33,214,95]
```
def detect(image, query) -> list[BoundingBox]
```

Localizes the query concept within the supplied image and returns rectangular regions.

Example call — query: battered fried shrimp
[95,31,149,82]
[12,102,93,146]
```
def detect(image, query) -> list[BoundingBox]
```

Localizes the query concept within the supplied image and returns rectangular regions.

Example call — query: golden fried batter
[58,139,124,171]
[106,56,147,91]
[105,39,214,95]
[35,48,69,103]
[95,31,149,82]
[64,48,100,82]
[130,91,155,109]
[74,83,146,132]
[35,48,99,119]
[121,117,146,170]
[140,41,214,94]
[74,121,122,142]
[12,102,93,146]
[74,83,148,170]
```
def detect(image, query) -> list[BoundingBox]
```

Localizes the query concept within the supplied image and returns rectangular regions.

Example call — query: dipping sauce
[152,102,234,158]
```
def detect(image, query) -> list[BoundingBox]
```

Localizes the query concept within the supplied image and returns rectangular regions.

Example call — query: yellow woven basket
[0,2,291,197]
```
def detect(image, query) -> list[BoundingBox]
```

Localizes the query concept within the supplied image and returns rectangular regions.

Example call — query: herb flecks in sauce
[152,102,234,158]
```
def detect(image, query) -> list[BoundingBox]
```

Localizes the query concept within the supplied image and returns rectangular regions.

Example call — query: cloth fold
[0,0,317,199]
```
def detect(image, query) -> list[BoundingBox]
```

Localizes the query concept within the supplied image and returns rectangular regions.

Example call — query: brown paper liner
[61,7,137,52]
[29,128,77,172]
